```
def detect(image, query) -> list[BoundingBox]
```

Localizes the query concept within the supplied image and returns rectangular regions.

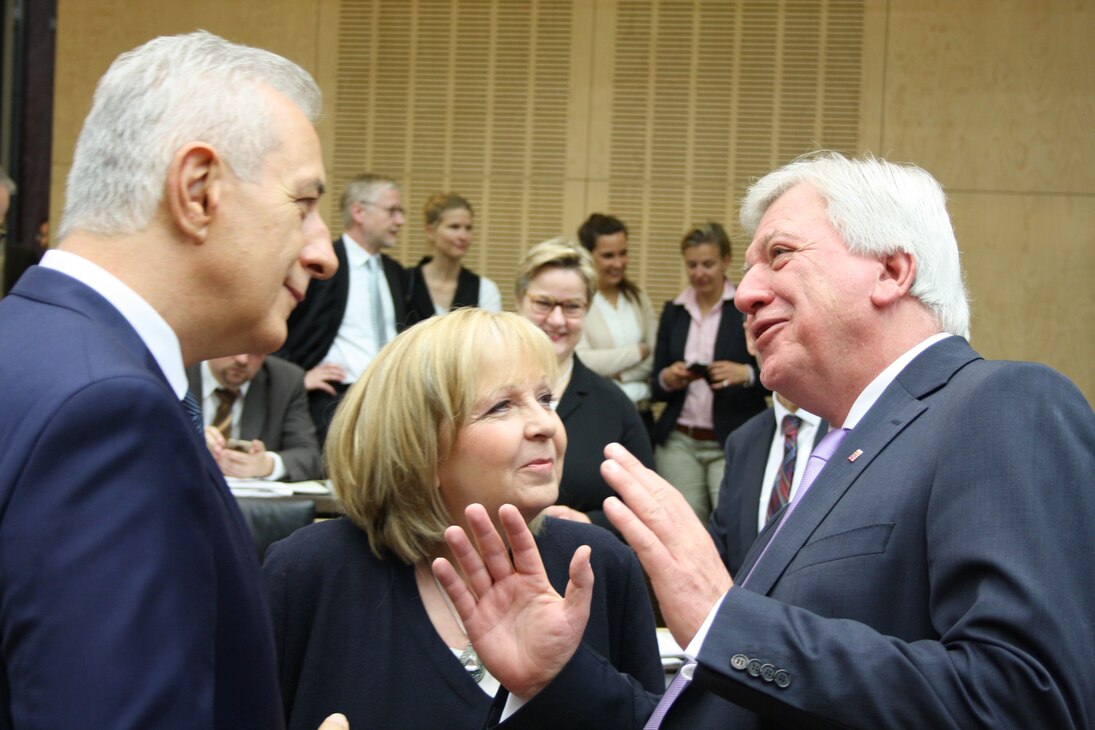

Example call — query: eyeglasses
[358,200,404,217]
[524,294,588,319]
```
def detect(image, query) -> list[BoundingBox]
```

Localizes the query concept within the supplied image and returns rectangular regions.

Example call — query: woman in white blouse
[574,214,657,432]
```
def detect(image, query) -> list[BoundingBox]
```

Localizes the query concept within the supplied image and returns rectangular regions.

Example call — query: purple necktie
[644,661,696,729]
[743,427,850,586]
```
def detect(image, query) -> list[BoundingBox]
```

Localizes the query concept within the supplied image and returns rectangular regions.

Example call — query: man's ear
[165,143,221,242]
[870,250,917,308]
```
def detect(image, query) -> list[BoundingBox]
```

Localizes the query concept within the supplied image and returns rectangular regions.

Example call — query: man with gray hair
[432,152,1094,728]
[278,172,408,442]
[0,32,347,728]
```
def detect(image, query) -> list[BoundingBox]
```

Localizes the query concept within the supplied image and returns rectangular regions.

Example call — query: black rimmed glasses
[524,294,588,319]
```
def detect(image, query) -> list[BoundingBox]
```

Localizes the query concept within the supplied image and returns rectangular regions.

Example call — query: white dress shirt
[754,402,823,532]
[324,234,397,383]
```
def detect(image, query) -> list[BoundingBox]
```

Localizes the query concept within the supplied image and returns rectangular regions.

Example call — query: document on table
[227,479,332,498]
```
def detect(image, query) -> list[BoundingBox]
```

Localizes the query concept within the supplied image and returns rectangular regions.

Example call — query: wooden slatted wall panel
[608,0,865,309]
[333,0,572,307]
[333,0,863,312]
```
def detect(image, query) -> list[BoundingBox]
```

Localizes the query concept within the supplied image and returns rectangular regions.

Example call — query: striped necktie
[765,415,801,520]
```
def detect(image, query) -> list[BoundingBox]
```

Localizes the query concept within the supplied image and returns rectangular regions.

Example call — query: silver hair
[59,30,321,239]
[339,174,398,229]
[740,151,970,339]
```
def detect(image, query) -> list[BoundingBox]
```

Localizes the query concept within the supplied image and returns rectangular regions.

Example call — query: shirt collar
[40,249,188,399]
[673,279,737,308]
[843,332,952,429]
[200,360,251,401]
[342,233,378,268]
[772,396,821,429]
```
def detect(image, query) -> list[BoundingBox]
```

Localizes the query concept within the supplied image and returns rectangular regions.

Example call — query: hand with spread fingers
[601,441,733,648]
[433,503,595,700]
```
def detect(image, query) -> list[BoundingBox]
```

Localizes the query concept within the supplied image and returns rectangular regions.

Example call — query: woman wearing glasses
[514,239,654,532]
[652,222,766,525]
[405,193,501,326]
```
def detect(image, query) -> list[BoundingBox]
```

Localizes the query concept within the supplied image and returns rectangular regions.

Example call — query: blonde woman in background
[575,213,657,435]
[405,193,501,325]
[514,239,654,532]
[262,309,662,729]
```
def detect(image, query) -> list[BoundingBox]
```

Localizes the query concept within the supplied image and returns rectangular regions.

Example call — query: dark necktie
[212,388,238,437]
[743,427,850,586]
[765,415,802,520]
[181,390,204,435]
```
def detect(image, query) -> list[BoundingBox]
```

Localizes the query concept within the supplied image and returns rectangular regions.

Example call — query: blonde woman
[514,239,655,531]
[405,193,501,325]
[262,309,662,729]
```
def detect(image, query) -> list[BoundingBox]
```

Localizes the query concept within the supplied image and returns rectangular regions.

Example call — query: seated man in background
[188,353,323,482]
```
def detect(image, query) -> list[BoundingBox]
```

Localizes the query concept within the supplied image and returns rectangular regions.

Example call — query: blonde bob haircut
[326,308,558,564]
[514,237,597,305]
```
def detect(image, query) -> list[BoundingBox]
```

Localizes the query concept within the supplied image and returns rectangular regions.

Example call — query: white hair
[740,151,971,339]
[59,30,321,239]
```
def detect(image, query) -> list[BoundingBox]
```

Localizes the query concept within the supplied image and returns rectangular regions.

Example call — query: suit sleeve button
[730,654,749,671]
[746,658,763,677]
[774,669,792,688]
[760,663,776,682]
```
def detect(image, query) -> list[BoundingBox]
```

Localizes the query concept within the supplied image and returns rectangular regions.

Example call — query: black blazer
[650,298,767,446]
[708,407,829,575]
[278,239,407,371]
[404,256,481,326]
[555,356,654,531]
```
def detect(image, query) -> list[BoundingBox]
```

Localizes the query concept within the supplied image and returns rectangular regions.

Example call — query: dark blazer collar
[742,336,980,594]
[13,266,164,385]
[554,355,594,420]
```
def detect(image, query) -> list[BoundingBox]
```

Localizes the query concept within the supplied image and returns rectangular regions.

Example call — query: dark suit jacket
[278,238,407,372]
[186,356,323,482]
[709,408,829,575]
[500,337,1095,728]
[651,298,766,446]
[556,356,655,532]
[0,267,282,728]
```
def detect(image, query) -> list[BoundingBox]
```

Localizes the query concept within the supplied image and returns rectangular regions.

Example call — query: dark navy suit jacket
[497,336,1095,728]
[709,408,828,575]
[0,267,282,728]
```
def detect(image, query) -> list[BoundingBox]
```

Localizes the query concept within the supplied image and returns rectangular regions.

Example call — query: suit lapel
[554,358,590,421]
[743,337,980,595]
[739,416,776,544]
[239,365,268,440]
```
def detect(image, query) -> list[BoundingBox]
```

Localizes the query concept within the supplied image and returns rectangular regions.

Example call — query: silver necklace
[431,572,485,683]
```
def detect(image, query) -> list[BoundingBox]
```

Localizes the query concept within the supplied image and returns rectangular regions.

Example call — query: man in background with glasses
[278,173,408,443]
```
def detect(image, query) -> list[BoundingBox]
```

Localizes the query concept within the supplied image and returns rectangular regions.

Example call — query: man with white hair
[433,152,1094,728]
[0,32,347,728]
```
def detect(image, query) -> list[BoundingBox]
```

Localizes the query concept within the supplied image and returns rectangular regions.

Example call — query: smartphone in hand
[687,362,709,379]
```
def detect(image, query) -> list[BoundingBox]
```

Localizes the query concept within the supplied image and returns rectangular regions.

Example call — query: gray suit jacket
[709,408,829,576]
[187,356,323,482]
[500,336,1095,729]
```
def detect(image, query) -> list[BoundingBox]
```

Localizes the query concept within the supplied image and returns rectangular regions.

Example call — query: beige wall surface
[53,0,1094,401]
